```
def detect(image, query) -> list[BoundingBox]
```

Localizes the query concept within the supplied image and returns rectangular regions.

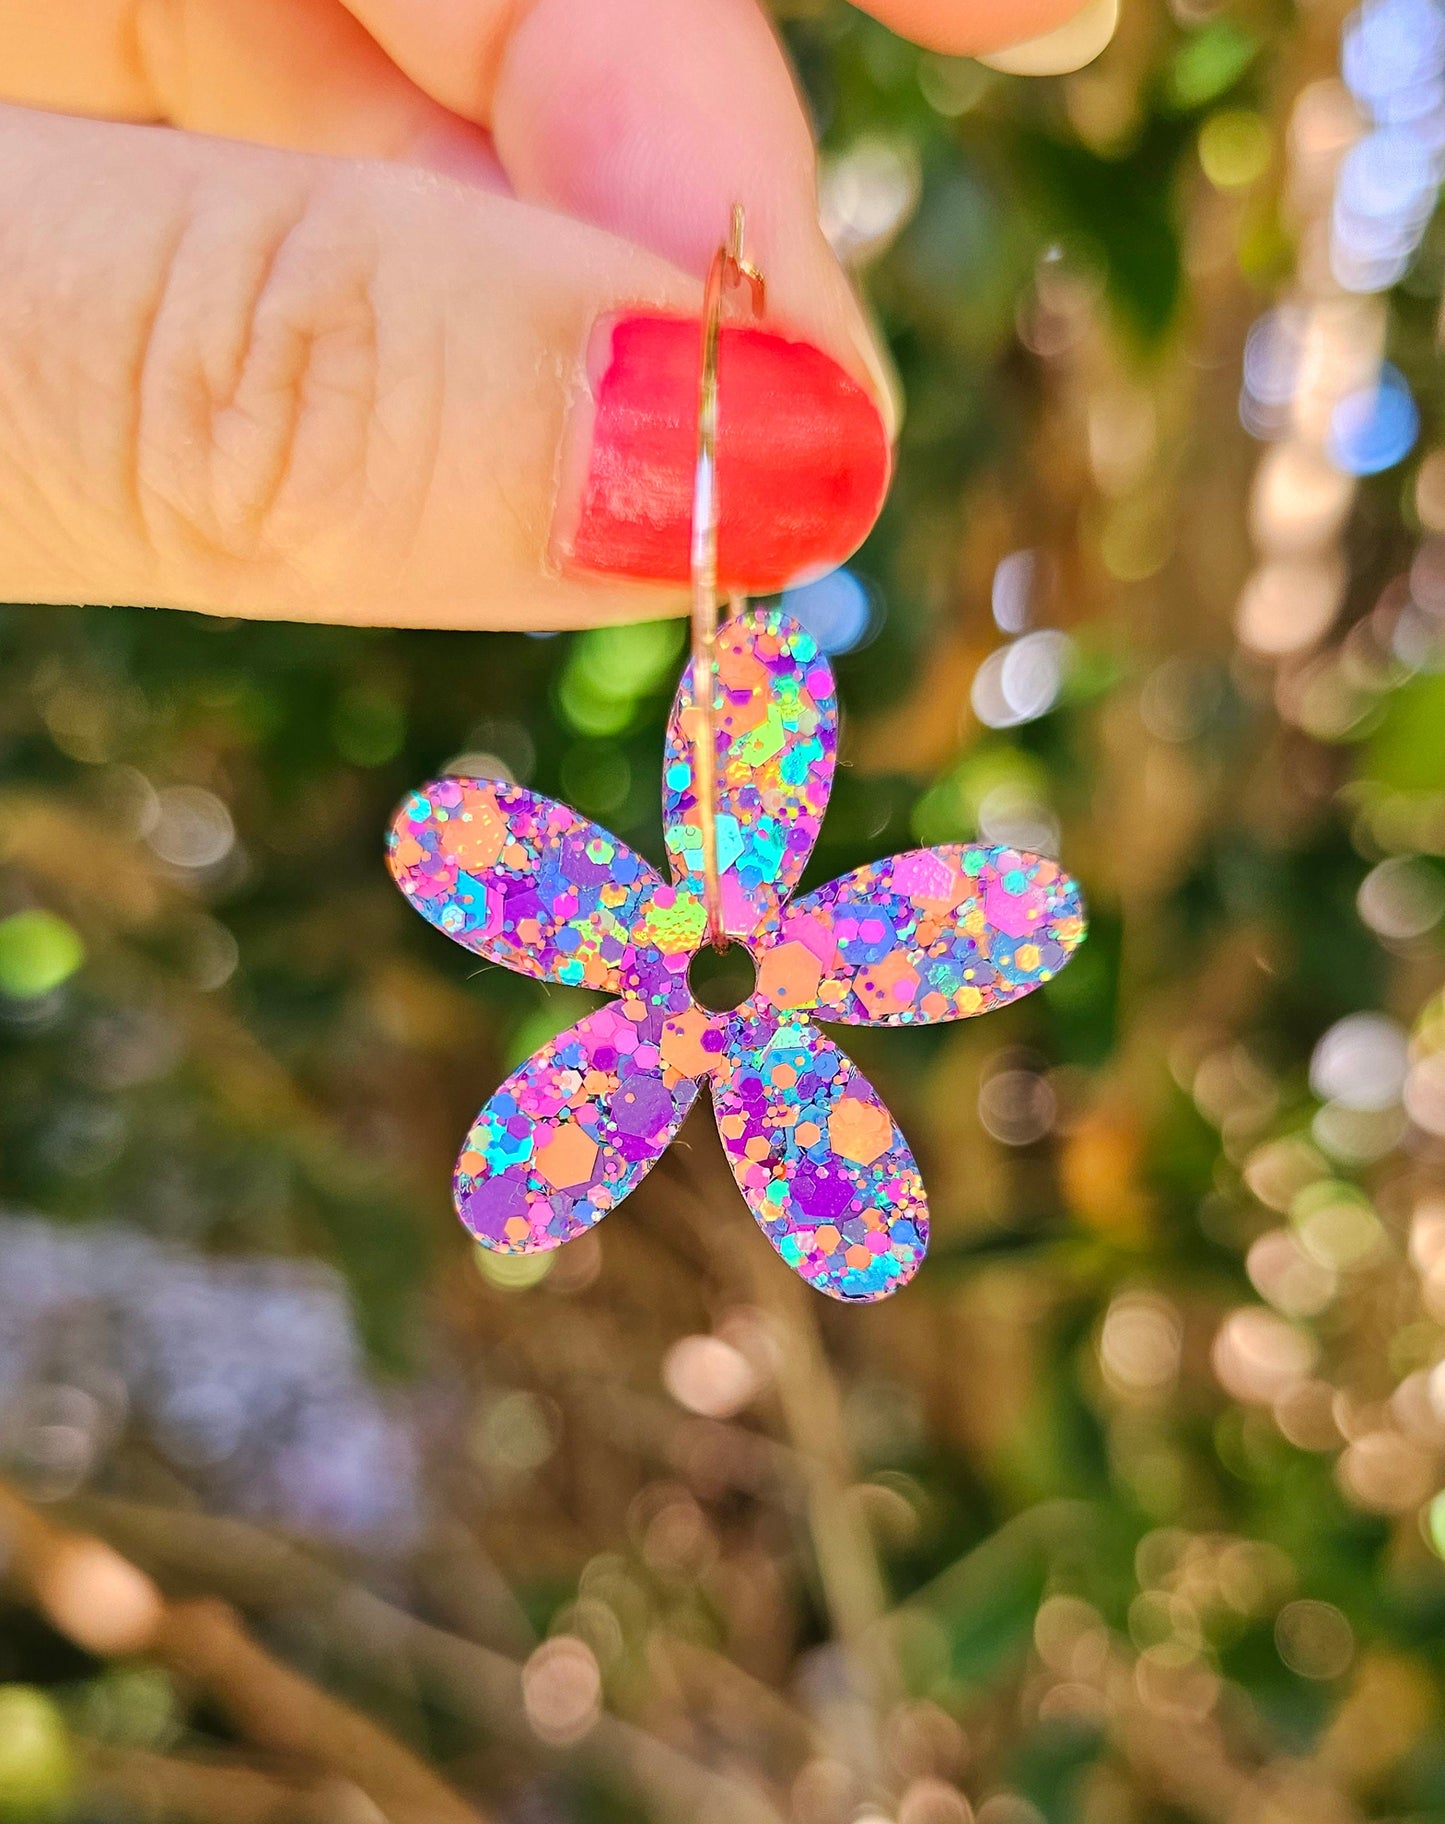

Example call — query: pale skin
[0,0,1093,631]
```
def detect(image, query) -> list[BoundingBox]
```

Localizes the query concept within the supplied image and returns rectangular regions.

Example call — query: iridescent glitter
[764,847,1083,1025]
[387,608,1086,1302]
[663,612,836,935]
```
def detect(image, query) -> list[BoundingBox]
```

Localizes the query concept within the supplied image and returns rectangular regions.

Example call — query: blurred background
[3,0,1445,1817]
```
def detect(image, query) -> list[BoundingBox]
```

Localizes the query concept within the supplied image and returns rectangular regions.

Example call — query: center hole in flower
[688,941,758,1013]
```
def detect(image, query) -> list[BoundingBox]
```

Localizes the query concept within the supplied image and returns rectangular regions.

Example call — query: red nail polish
[557,314,890,591]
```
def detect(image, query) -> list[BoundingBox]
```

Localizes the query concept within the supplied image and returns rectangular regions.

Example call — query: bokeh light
[971,631,1073,729]
[0,910,84,1000]
[1099,1293,1184,1396]
[1274,1599,1355,1678]
[990,551,1039,634]
[977,1064,1057,1146]
[781,568,875,654]
[1235,556,1344,654]
[819,137,922,262]
[1327,365,1420,475]
[1198,108,1272,188]
[1357,856,1445,939]
[522,1637,602,1746]
[146,786,235,871]
[661,1334,759,1419]
[1309,1012,1409,1110]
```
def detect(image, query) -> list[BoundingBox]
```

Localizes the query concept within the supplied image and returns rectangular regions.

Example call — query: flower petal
[663,608,837,936]
[711,1012,927,1302]
[388,779,668,991]
[456,1003,701,1252]
[761,845,1086,1026]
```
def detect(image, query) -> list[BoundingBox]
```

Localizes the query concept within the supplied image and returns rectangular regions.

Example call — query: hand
[0,0,1109,630]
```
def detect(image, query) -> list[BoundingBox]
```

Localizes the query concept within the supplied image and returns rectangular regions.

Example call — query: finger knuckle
[133,177,442,590]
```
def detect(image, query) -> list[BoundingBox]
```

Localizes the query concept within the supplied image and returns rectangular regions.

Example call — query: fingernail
[555,314,890,591]
[977,0,1118,75]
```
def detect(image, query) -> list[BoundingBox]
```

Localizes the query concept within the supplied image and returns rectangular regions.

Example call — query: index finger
[339,0,885,403]
[336,0,1106,419]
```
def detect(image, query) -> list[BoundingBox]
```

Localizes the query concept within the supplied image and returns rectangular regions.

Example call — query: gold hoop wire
[691,205,765,951]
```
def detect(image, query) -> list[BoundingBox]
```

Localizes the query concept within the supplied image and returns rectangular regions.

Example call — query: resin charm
[387,609,1086,1302]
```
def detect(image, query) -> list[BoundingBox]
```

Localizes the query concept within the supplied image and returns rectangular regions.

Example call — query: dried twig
[0,1485,480,1824]
[82,1743,357,1824]
[59,1492,790,1824]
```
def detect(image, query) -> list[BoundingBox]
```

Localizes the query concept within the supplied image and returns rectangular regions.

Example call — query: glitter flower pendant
[387,604,1085,1301]
[385,213,1086,1302]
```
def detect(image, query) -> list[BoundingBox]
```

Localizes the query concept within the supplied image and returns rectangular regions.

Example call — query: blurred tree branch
[57,1490,793,1824]
[0,1483,482,1824]
[83,1744,361,1824]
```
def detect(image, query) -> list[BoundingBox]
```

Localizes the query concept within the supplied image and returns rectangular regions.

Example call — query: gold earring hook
[691,205,765,952]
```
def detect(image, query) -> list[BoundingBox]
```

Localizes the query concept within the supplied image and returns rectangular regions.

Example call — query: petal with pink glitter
[768,844,1086,1026]
[710,1011,927,1301]
[662,608,836,937]
[387,779,668,992]
[455,1004,701,1252]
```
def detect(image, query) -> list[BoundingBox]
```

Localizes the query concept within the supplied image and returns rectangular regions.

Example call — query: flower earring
[386,213,1087,1303]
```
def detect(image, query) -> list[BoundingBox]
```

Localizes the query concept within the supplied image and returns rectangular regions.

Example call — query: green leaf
[1014,122,1190,345]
